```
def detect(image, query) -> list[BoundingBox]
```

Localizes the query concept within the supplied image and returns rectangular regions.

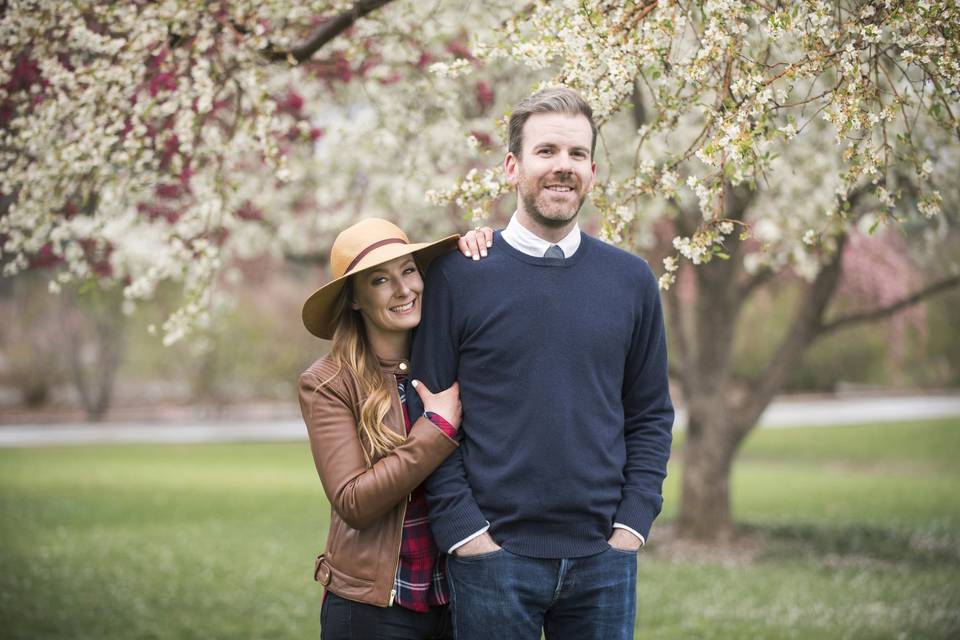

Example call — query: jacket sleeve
[614,261,675,540]
[409,264,490,552]
[299,369,458,530]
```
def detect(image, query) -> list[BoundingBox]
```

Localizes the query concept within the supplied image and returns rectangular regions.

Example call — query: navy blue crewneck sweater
[409,231,674,559]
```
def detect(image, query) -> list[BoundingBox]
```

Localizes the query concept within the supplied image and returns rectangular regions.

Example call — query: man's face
[505,113,597,229]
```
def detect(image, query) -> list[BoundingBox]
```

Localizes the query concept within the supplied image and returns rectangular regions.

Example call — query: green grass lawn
[1,418,959,639]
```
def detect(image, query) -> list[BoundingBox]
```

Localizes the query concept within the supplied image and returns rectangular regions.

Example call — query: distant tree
[60,282,127,421]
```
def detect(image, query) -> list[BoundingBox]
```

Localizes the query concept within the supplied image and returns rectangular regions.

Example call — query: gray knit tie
[544,245,565,259]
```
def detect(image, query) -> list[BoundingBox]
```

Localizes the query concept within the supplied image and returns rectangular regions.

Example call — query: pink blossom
[475,81,494,111]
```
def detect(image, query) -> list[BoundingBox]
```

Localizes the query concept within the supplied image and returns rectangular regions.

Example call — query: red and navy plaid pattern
[393,374,452,611]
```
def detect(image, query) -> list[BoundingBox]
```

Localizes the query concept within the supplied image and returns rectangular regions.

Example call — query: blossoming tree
[3,0,958,540]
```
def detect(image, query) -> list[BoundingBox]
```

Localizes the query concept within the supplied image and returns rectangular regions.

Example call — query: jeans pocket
[451,547,505,562]
[607,545,640,556]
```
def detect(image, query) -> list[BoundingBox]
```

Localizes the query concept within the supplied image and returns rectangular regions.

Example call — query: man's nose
[552,152,574,173]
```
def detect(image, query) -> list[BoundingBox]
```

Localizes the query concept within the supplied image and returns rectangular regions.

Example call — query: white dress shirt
[501,213,582,257]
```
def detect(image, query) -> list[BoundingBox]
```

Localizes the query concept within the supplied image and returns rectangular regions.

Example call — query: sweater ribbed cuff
[614,493,663,541]
[430,504,489,554]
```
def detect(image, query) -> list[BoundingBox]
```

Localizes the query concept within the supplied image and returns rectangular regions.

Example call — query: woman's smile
[389,298,417,314]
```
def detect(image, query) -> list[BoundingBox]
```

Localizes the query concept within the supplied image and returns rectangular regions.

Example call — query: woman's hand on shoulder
[410,380,462,430]
[457,227,494,261]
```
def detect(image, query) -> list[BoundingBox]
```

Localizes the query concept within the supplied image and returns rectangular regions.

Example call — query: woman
[298,218,492,639]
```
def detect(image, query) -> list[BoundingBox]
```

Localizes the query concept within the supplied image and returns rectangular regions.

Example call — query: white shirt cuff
[448,523,490,554]
[613,522,646,547]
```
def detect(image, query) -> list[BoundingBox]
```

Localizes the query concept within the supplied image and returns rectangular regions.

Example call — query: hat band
[344,238,408,274]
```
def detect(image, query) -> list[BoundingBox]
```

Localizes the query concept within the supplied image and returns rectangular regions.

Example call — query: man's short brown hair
[508,87,597,159]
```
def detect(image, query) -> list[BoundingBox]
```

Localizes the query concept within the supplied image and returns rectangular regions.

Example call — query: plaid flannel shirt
[393,374,455,611]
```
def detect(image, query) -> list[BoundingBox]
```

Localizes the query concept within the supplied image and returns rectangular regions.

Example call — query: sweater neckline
[495,230,592,267]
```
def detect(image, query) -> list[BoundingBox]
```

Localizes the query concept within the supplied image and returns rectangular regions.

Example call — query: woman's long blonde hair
[324,279,406,466]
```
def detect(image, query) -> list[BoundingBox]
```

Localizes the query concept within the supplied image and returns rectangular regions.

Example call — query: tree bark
[62,288,126,422]
[676,409,747,540]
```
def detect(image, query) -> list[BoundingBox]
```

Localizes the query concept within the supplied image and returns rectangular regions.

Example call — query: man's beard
[519,174,587,229]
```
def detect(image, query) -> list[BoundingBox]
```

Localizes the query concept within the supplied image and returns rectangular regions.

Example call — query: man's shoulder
[582,234,655,277]
[427,244,511,282]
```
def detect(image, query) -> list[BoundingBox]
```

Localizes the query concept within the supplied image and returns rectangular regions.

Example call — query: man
[408,88,674,639]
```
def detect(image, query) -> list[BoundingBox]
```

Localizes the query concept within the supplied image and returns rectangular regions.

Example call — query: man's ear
[504,152,520,186]
[585,160,597,193]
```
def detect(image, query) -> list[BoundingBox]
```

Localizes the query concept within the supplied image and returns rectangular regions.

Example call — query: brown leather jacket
[298,354,458,607]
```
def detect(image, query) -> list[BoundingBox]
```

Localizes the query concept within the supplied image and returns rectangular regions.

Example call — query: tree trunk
[673,234,848,541]
[676,410,746,541]
[61,287,126,422]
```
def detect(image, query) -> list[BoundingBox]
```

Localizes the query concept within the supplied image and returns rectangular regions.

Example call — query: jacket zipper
[388,498,406,607]
[388,374,409,607]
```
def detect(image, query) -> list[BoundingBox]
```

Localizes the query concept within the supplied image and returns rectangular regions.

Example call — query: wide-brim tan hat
[302,218,459,339]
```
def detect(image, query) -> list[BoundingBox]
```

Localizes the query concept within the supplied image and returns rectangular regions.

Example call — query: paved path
[1,394,958,447]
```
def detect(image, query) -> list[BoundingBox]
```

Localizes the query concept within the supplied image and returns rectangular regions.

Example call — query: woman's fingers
[410,379,433,402]
[473,228,487,258]
[457,235,474,258]
[480,226,494,249]
[458,227,493,260]
[467,229,482,260]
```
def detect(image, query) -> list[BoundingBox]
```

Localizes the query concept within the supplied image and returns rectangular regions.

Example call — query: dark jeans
[447,546,637,640]
[321,591,452,640]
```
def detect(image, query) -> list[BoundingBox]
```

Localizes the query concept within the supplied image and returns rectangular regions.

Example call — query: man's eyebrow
[533,141,589,153]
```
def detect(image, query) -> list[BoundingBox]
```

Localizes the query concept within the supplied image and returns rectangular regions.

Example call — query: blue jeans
[446,546,637,640]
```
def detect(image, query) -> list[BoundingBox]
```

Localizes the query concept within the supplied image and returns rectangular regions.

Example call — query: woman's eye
[371,277,387,286]
[403,267,417,275]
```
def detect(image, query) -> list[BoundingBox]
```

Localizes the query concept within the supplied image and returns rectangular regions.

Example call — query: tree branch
[735,233,847,432]
[819,274,960,335]
[258,0,397,63]
[738,266,774,298]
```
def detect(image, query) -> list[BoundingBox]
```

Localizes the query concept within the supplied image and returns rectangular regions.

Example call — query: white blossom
[2,0,957,335]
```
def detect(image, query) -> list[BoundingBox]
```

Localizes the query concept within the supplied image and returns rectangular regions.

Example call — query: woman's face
[351,255,424,339]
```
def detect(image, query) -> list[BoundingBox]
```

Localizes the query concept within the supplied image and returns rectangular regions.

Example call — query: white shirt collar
[501,213,581,258]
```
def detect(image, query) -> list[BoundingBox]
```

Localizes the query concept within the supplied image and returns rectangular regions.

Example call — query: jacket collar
[376,355,410,376]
